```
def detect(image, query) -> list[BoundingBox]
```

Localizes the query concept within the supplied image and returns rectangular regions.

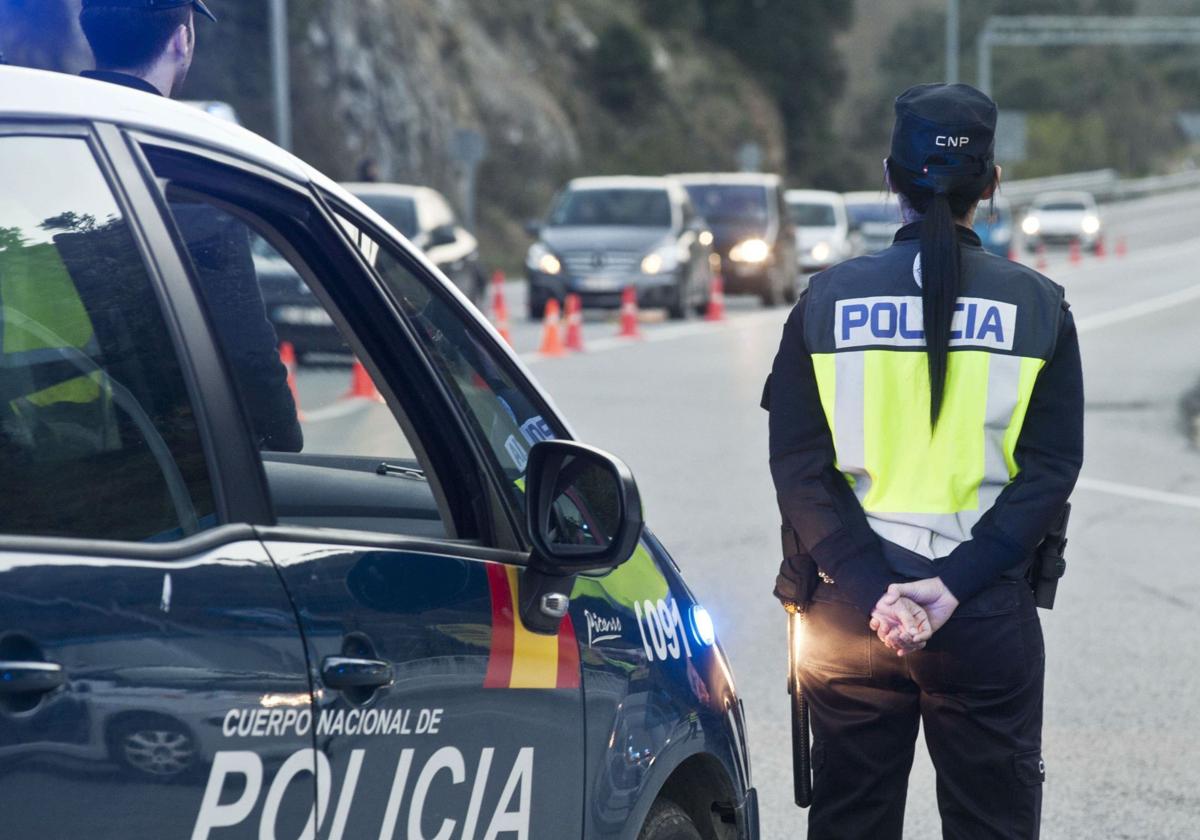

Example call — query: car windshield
[1037,201,1088,212]
[683,184,769,224]
[356,194,419,238]
[846,201,902,225]
[549,188,672,227]
[789,202,837,227]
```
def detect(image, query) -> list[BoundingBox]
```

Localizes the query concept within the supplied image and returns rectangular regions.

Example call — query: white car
[1021,191,1102,251]
[785,189,852,273]
[844,191,904,255]
[343,182,484,303]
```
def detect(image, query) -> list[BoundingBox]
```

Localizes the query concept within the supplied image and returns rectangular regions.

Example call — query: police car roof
[1,65,314,181]
[785,189,844,205]
[670,172,782,187]
[567,175,676,192]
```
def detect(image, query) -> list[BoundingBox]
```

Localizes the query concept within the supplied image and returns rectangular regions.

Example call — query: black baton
[787,604,813,808]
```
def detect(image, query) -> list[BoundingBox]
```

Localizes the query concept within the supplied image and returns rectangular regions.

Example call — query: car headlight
[641,244,681,276]
[526,242,561,275]
[729,237,770,263]
[698,230,714,247]
[811,242,832,263]
[1081,215,1101,235]
[1021,216,1040,236]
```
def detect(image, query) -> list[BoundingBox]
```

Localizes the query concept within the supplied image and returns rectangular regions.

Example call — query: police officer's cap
[80,0,217,23]
[891,83,996,190]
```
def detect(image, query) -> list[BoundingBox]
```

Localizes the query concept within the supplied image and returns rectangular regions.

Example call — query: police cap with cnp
[890,83,996,188]
[80,0,217,23]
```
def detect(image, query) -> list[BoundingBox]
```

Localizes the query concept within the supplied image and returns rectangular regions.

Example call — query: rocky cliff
[1,0,786,269]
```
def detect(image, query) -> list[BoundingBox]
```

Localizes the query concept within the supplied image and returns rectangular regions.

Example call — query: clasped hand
[869,577,960,656]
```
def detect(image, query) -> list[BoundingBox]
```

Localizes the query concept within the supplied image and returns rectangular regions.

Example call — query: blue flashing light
[690,605,716,646]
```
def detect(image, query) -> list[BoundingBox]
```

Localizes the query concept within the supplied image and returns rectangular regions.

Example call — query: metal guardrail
[1003,168,1200,209]
[1001,169,1119,207]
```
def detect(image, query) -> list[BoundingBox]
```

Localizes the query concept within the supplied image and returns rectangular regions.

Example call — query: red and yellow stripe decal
[484,564,580,689]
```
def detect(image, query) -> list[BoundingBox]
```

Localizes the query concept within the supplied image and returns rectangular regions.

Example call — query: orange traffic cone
[539,298,566,357]
[1094,236,1107,259]
[1069,239,1082,266]
[564,293,585,352]
[279,341,305,421]
[1036,243,1048,272]
[619,286,641,339]
[705,273,726,322]
[490,270,512,346]
[344,357,385,402]
[1116,236,1128,258]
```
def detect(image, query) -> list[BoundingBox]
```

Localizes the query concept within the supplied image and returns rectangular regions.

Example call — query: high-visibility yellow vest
[804,239,1065,560]
[1,240,109,419]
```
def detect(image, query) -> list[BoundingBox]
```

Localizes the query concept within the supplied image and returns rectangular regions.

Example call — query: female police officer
[767,83,1083,839]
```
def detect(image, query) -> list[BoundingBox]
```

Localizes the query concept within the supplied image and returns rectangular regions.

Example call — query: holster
[781,524,819,609]
[1026,502,1071,610]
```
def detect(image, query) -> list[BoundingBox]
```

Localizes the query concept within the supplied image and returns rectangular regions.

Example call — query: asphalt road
[292,189,1200,837]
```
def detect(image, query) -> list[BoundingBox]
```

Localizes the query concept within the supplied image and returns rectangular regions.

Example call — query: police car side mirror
[524,219,544,238]
[519,441,644,634]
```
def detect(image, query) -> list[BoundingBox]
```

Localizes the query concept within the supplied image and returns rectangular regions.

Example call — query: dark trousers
[800,580,1045,840]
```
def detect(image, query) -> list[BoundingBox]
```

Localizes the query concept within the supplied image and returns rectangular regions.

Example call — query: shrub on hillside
[591,21,658,112]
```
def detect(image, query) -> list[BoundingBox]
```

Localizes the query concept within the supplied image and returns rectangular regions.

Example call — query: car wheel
[638,799,702,840]
[667,274,693,321]
[760,266,786,308]
[528,295,547,321]
[109,717,197,781]
[784,271,800,304]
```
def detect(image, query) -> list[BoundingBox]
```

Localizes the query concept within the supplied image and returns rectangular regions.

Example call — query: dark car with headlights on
[672,173,797,306]
[525,176,713,320]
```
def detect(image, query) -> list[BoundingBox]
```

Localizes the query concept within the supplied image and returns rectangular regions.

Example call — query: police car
[0,66,758,840]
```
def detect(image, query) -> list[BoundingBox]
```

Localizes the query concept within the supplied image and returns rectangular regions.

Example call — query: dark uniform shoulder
[967,246,1067,308]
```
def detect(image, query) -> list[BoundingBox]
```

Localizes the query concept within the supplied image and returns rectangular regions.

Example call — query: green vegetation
[833,0,1200,188]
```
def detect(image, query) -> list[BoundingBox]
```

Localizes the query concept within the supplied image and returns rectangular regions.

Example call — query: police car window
[0,136,215,541]
[157,187,450,540]
[334,211,563,517]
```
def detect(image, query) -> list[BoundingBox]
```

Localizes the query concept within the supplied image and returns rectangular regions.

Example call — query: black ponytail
[887,158,995,427]
[919,191,960,426]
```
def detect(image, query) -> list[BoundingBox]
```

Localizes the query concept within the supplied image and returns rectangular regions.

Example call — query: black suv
[525,176,714,319]
[673,173,798,306]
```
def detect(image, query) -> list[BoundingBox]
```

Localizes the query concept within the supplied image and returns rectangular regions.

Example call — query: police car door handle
[0,661,66,695]
[320,656,394,690]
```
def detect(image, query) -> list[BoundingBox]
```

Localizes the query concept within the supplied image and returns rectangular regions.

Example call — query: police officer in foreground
[78,0,303,452]
[768,83,1083,839]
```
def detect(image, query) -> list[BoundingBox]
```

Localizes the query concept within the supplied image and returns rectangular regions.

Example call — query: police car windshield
[357,195,419,238]
[846,201,902,225]
[549,189,672,228]
[789,202,837,227]
[683,184,768,224]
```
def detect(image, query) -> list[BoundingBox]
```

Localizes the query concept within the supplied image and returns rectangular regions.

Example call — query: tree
[698,0,856,181]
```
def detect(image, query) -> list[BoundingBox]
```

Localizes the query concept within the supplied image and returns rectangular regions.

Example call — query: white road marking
[1075,476,1200,510]
[1075,282,1200,333]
